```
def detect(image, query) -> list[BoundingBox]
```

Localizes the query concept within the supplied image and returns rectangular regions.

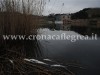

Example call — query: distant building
[54,14,71,30]
[55,14,71,21]
[55,14,71,25]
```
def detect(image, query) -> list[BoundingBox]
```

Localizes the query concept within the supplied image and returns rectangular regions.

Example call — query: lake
[39,28,100,75]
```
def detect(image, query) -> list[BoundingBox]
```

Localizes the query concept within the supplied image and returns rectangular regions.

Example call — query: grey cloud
[43,0,100,15]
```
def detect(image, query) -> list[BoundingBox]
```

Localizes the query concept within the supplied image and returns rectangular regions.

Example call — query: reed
[0,0,45,74]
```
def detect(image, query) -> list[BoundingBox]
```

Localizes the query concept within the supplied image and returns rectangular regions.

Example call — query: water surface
[39,29,100,75]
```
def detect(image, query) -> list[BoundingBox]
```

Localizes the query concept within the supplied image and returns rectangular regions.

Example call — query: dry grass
[0,57,75,75]
[0,0,47,75]
[0,0,45,56]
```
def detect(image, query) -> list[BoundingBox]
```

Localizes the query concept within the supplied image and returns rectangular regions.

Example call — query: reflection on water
[39,28,100,75]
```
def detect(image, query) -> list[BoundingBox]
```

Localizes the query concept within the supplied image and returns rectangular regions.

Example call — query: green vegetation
[71,8,89,19]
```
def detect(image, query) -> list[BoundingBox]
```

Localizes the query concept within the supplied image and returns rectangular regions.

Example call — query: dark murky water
[39,29,100,75]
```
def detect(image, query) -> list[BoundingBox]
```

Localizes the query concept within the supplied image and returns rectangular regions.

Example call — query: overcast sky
[43,0,100,15]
